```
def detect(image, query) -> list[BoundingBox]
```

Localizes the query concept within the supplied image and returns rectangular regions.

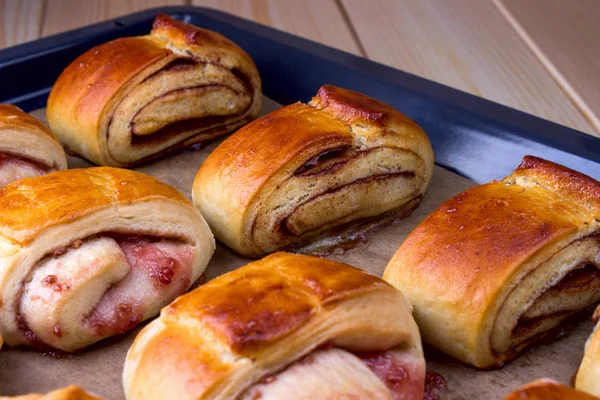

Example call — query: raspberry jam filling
[241,347,423,399]
[86,234,194,336]
[18,233,195,343]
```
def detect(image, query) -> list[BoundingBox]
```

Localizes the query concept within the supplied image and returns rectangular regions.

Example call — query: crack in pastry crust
[193,85,434,257]
[123,252,425,400]
[384,156,600,368]
[46,14,261,167]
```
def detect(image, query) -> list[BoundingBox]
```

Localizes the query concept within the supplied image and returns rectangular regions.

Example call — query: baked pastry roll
[123,252,425,400]
[0,386,104,400]
[193,85,434,257]
[504,379,599,400]
[384,156,600,368]
[46,14,261,167]
[0,167,215,351]
[0,104,67,187]
[576,307,600,396]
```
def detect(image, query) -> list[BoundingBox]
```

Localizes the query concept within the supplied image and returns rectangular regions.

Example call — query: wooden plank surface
[495,0,600,135]
[192,0,363,55]
[0,0,597,138]
[340,0,598,137]
[0,0,44,48]
[41,0,187,36]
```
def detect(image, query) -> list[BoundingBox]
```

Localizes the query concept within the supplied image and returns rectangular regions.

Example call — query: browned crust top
[0,167,189,244]
[47,35,171,129]
[310,84,420,128]
[163,252,393,353]
[151,14,249,59]
[508,155,600,210]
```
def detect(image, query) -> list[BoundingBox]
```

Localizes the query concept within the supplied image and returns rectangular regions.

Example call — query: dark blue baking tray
[0,5,598,183]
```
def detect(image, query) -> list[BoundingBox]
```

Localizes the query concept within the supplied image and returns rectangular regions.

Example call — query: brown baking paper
[0,98,593,399]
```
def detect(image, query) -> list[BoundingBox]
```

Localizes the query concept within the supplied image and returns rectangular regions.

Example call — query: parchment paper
[0,98,593,399]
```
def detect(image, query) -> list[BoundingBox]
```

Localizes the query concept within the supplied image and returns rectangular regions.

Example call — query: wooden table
[2,0,599,138]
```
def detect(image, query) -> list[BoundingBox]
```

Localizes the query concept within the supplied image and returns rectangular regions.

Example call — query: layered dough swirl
[0,104,67,188]
[0,386,104,400]
[193,85,434,257]
[123,252,425,400]
[47,14,261,167]
[384,156,600,368]
[0,167,215,351]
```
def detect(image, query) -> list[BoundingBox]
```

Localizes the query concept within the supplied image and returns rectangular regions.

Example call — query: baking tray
[0,6,599,400]
[0,6,599,184]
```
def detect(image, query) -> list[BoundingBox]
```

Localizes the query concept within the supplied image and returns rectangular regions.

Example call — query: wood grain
[495,0,600,135]
[0,0,44,48]
[340,0,598,137]
[41,0,187,36]
[192,0,363,55]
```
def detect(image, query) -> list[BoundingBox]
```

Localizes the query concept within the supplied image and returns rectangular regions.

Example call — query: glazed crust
[0,104,67,176]
[384,156,600,368]
[0,385,104,400]
[0,167,187,245]
[0,167,215,351]
[46,14,261,167]
[193,85,434,257]
[505,379,600,400]
[123,252,424,400]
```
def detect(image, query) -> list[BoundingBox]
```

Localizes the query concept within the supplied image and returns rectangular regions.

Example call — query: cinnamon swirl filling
[491,236,600,360]
[46,14,261,167]
[251,146,426,254]
[108,60,254,165]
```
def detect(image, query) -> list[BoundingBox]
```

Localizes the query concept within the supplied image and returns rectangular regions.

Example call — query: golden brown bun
[384,156,600,368]
[505,379,600,400]
[193,85,434,257]
[47,14,261,167]
[0,386,104,400]
[0,167,215,351]
[576,307,600,395]
[0,104,67,187]
[123,252,425,400]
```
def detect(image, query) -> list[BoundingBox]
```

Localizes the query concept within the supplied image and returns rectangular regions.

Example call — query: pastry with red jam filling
[123,252,425,400]
[0,167,215,351]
